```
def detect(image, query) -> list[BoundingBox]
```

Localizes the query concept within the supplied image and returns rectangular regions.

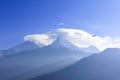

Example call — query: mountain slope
[0,46,79,80]
[29,48,120,80]
[8,58,76,80]
[0,41,40,57]
[0,36,99,80]
[0,37,90,80]
[0,41,42,56]
[0,36,99,57]
[48,36,99,53]
[8,41,42,53]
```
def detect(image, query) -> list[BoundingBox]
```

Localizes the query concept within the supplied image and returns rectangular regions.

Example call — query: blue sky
[0,0,120,49]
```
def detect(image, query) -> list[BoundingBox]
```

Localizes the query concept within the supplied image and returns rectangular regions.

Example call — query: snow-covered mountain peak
[49,36,99,53]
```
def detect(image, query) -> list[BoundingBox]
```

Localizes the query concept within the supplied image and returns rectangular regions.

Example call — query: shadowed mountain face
[0,41,41,57]
[29,48,120,80]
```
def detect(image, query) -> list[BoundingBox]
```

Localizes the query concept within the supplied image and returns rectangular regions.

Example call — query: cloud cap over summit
[24,28,120,51]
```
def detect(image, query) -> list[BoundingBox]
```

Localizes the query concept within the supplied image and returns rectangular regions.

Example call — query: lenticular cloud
[24,33,56,46]
[24,28,120,51]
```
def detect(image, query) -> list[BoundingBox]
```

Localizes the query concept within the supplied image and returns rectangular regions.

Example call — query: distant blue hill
[29,48,120,80]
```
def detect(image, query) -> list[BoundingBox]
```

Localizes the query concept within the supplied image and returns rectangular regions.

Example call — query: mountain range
[0,36,97,80]
[0,35,120,80]
[0,36,99,57]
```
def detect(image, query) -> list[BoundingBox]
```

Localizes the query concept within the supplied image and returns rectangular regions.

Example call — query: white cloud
[24,33,56,46]
[58,23,65,25]
[24,28,120,51]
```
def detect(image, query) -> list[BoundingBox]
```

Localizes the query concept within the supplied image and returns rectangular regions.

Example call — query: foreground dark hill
[29,48,120,80]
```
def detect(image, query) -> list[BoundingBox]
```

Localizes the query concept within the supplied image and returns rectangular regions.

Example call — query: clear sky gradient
[0,0,120,49]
